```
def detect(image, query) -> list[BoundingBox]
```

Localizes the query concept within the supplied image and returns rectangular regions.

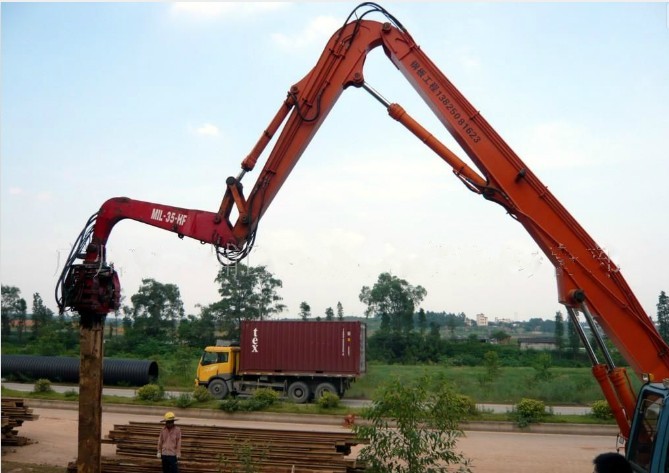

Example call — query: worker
[157,411,182,473]
[593,452,632,473]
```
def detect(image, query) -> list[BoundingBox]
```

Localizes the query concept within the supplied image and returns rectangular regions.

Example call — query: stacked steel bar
[99,421,366,473]
[1,397,39,446]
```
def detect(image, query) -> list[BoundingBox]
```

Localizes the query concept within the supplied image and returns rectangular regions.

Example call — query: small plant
[219,391,278,413]
[175,392,193,408]
[64,389,78,399]
[532,353,553,381]
[219,398,241,412]
[33,379,53,393]
[590,400,613,419]
[135,383,164,402]
[455,394,479,418]
[193,386,212,403]
[511,398,546,427]
[252,388,279,406]
[317,391,340,409]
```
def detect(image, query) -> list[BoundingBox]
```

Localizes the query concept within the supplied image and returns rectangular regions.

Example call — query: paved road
[1,406,618,473]
[1,381,592,415]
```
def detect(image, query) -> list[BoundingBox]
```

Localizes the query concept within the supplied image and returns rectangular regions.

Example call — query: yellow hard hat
[161,411,177,422]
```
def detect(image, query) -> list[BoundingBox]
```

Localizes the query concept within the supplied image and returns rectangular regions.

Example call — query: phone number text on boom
[151,208,188,226]
[409,60,481,144]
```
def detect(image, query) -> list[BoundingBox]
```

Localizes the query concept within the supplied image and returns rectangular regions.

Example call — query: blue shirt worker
[157,411,182,473]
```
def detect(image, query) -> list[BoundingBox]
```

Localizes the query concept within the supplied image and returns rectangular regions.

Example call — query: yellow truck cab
[194,345,239,399]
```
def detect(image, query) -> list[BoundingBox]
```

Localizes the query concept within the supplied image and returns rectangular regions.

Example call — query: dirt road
[1,407,618,472]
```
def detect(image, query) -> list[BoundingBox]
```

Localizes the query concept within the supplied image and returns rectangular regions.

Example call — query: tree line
[2,267,668,366]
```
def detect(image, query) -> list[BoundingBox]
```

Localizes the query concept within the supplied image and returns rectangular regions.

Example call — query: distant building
[495,317,513,324]
[476,313,488,327]
[517,337,557,351]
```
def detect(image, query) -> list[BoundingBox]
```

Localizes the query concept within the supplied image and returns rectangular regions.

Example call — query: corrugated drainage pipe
[1,355,159,386]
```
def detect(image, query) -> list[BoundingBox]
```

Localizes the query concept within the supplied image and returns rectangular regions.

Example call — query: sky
[1,2,668,323]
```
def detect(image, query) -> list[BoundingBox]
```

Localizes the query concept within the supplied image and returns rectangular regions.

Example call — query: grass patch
[1,462,64,473]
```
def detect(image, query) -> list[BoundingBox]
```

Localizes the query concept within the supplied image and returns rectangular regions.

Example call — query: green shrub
[175,392,193,408]
[33,379,53,393]
[64,389,78,399]
[317,391,340,409]
[252,388,279,406]
[219,392,276,413]
[590,400,613,419]
[511,398,546,427]
[219,398,241,412]
[193,386,212,403]
[135,384,165,402]
[455,394,478,418]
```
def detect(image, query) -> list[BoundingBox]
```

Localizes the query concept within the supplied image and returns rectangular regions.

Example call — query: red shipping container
[239,320,366,376]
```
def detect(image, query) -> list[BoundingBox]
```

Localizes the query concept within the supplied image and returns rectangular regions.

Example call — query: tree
[209,264,285,339]
[482,350,501,383]
[2,285,27,341]
[554,311,565,353]
[359,272,426,334]
[177,305,217,347]
[566,316,581,359]
[446,316,457,339]
[353,375,471,473]
[490,330,510,344]
[324,307,334,320]
[336,301,344,321]
[299,302,311,321]
[657,291,669,344]
[417,308,427,336]
[255,267,287,321]
[31,293,54,340]
[126,278,185,340]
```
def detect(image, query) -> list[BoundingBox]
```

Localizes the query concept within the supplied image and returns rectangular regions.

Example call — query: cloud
[271,15,341,51]
[8,187,23,195]
[195,123,220,137]
[517,121,599,170]
[170,2,289,21]
[456,47,481,71]
[35,191,52,202]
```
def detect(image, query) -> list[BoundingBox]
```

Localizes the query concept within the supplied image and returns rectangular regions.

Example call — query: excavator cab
[626,382,669,473]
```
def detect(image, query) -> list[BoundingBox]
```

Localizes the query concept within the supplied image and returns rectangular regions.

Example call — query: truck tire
[314,382,338,399]
[207,379,229,399]
[287,381,310,404]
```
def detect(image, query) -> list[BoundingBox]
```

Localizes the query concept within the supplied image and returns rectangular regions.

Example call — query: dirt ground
[1,407,619,472]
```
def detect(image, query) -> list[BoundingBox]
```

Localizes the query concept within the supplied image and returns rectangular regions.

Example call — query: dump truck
[194,320,366,403]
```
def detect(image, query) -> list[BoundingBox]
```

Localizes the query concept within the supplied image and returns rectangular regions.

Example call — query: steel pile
[1,397,39,446]
[92,421,367,473]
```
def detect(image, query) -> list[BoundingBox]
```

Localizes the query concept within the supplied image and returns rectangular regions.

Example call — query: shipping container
[238,320,366,376]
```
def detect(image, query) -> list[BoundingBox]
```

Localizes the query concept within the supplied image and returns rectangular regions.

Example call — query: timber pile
[1,397,39,446]
[99,421,367,473]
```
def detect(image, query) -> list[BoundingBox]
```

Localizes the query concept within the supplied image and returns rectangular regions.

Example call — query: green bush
[317,391,340,409]
[219,392,277,413]
[252,388,279,406]
[135,384,165,402]
[455,394,478,418]
[511,398,546,427]
[33,379,53,393]
[193,386,212,403]
[64,389,78,399]
[175,392,193,408]
[219,398,241,412]
[590,400,613,419]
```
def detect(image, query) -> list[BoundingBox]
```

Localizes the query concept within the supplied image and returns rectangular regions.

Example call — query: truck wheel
[315,382,338,399]
[287,381,310,404]
[207,379,229,399]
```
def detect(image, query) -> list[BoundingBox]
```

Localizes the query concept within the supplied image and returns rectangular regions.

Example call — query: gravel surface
[1,407,619,472]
